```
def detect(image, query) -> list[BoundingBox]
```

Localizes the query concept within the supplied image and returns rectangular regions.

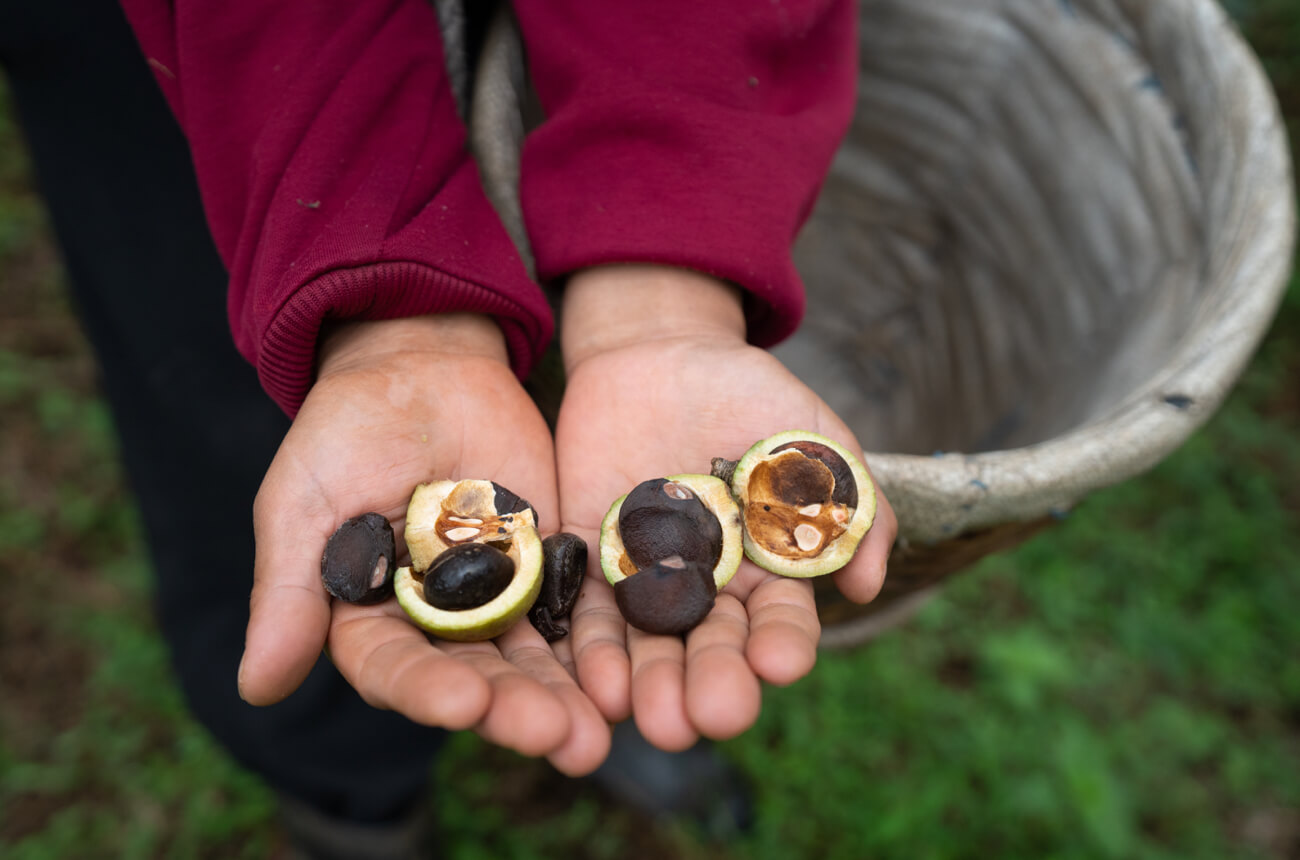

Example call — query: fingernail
[236,654,251,702]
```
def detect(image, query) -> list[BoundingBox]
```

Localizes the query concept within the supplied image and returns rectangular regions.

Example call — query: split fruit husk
[394,479,544,642]
[727,430,875,578]
[599,474,742,635]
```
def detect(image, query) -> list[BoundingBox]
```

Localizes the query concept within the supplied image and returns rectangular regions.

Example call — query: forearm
[561,266,746,373]
[118,0,550,415]
[318,314,509,379]
[515,0,858,348]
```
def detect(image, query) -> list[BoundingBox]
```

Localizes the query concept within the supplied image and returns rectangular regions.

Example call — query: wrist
[560,265,747,373]
[317,313,509,379]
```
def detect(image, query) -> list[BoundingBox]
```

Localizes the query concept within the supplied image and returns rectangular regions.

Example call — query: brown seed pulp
[770,440,859,508]
[745,450,851,559]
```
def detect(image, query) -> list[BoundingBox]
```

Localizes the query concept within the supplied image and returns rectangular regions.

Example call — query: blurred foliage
[2,0,1298,857]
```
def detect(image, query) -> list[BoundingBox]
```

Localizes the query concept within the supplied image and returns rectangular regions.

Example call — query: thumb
[238,485,333,705]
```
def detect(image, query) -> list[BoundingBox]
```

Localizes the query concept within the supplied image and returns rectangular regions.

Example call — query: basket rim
[865,0,1296,543]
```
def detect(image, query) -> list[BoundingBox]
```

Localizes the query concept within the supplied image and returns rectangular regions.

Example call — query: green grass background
[2,3,1298,858]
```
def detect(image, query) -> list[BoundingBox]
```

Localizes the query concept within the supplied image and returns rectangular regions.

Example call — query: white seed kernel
[663,482,691,501]
[798,503,822,517]
[370,556,389,589]
[447,516,483,525]
[794,524,823,552]
[444,527,481,542]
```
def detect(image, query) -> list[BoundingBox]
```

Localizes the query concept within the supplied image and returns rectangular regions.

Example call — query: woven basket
[468,0,1296,647]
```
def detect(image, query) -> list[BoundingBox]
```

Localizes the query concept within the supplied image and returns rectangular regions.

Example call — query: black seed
[530,606,567,642]
[613,558,716,635]
[530,533,588,641]
[618,478,723,570]
[423,543,515,610]
[321,513,396,605]
[491,481,536,522]
[771,441,858,508]
[540,533,587,616]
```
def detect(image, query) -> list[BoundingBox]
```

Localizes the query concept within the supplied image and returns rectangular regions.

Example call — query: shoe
[587,720,755,840]
[277,793,437,860]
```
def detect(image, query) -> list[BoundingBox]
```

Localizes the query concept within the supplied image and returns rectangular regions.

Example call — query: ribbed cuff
[257,261,551,416]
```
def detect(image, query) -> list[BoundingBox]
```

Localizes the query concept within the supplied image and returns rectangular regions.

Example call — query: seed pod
[727,431,875,578]
[321,513,396,604]
[530,533,588,642]
[394,478,544,642]
[613,556,716,636]
[423,543,516,610]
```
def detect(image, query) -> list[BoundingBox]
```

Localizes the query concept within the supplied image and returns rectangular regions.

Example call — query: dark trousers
[1,0,445,823]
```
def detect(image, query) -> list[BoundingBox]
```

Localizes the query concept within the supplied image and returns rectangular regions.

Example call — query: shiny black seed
[423,543,515,611]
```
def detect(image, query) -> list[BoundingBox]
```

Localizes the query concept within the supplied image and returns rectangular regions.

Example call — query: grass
[2,2,1299,858]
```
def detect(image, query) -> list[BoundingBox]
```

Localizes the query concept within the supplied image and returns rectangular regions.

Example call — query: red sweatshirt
[120,0,857,416]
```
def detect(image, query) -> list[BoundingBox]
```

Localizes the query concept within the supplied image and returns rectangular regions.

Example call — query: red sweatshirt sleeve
[119,0,551,416]
[514,0,857,346]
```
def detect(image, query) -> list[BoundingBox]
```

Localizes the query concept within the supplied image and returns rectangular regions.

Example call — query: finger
[240,494,332,705]
[743,575,821,687]
[567,528,633,722]
[327,606,492,729]
[683,593,762,740]
[496,623,613,776]
[441,641,573,759]
[832,482,898,604]
[628,627,697,752]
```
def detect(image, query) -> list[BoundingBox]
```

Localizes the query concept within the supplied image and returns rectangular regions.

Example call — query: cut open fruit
[727,431,875,578]
[395,479,543,641]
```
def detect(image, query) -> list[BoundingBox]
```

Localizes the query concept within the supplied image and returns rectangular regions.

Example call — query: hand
[238,314,610,776]
[555,266,898,751]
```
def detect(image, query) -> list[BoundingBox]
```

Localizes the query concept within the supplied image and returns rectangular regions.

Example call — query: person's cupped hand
[554,266,898,752]
[238,313,611,776]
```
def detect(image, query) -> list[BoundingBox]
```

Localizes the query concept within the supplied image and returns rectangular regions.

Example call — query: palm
[243,349,608,775]
[556,337,894,750]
